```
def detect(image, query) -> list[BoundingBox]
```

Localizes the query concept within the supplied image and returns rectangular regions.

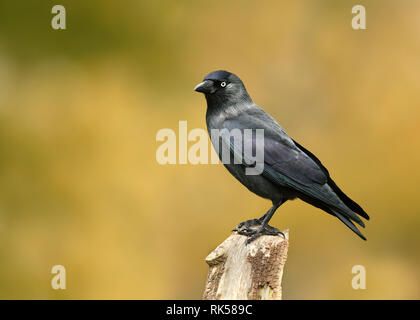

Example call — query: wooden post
[203,230,289,300]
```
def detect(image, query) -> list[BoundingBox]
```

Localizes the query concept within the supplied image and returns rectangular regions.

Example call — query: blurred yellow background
[0,0,419,299]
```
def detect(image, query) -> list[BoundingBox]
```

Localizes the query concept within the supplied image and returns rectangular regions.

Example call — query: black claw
[233,219,284,244]
[246,233,259,244]
[234,219,260,231]
[237,228,256,236]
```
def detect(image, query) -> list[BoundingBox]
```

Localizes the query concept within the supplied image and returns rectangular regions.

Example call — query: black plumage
[194,70,369,243]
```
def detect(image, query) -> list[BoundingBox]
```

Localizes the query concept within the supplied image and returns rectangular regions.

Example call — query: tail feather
[337,205,365,228]
[328,179,370,220]
[292,139,370,221]
[333,210,367,240]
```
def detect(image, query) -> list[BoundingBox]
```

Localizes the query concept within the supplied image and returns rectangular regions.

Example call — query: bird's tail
[332,209,367,240]
[328,179,370,221]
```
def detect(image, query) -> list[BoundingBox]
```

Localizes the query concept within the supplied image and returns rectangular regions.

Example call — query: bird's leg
[256,211,269,224]
[233,207,272,232]
[247,202,284,244]
[234,200,285,244]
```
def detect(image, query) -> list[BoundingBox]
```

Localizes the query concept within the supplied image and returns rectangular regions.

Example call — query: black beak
[194,80,215,94]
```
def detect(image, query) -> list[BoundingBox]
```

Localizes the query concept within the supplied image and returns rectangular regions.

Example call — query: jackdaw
[194,70,369,243]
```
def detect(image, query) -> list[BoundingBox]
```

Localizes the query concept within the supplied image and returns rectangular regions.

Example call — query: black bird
[194,70,369,243]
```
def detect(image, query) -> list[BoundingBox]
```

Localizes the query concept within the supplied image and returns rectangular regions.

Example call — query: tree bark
[203,230,289,300]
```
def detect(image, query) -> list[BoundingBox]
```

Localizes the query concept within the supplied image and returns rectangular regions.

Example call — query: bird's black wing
[262,136,327,187]
[223,114,367,232]
[292,139,369,220]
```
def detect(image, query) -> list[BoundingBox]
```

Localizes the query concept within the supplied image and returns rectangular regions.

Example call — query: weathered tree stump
[203,230,289,300]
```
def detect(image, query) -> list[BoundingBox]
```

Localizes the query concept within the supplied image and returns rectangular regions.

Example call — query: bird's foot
[232,219,260,233]
[233,219,285,244]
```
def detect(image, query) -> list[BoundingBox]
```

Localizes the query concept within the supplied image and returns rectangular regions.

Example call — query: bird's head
[194,70,251,105]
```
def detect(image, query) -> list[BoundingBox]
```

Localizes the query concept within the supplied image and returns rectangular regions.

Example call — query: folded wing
[223,112,368,239]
